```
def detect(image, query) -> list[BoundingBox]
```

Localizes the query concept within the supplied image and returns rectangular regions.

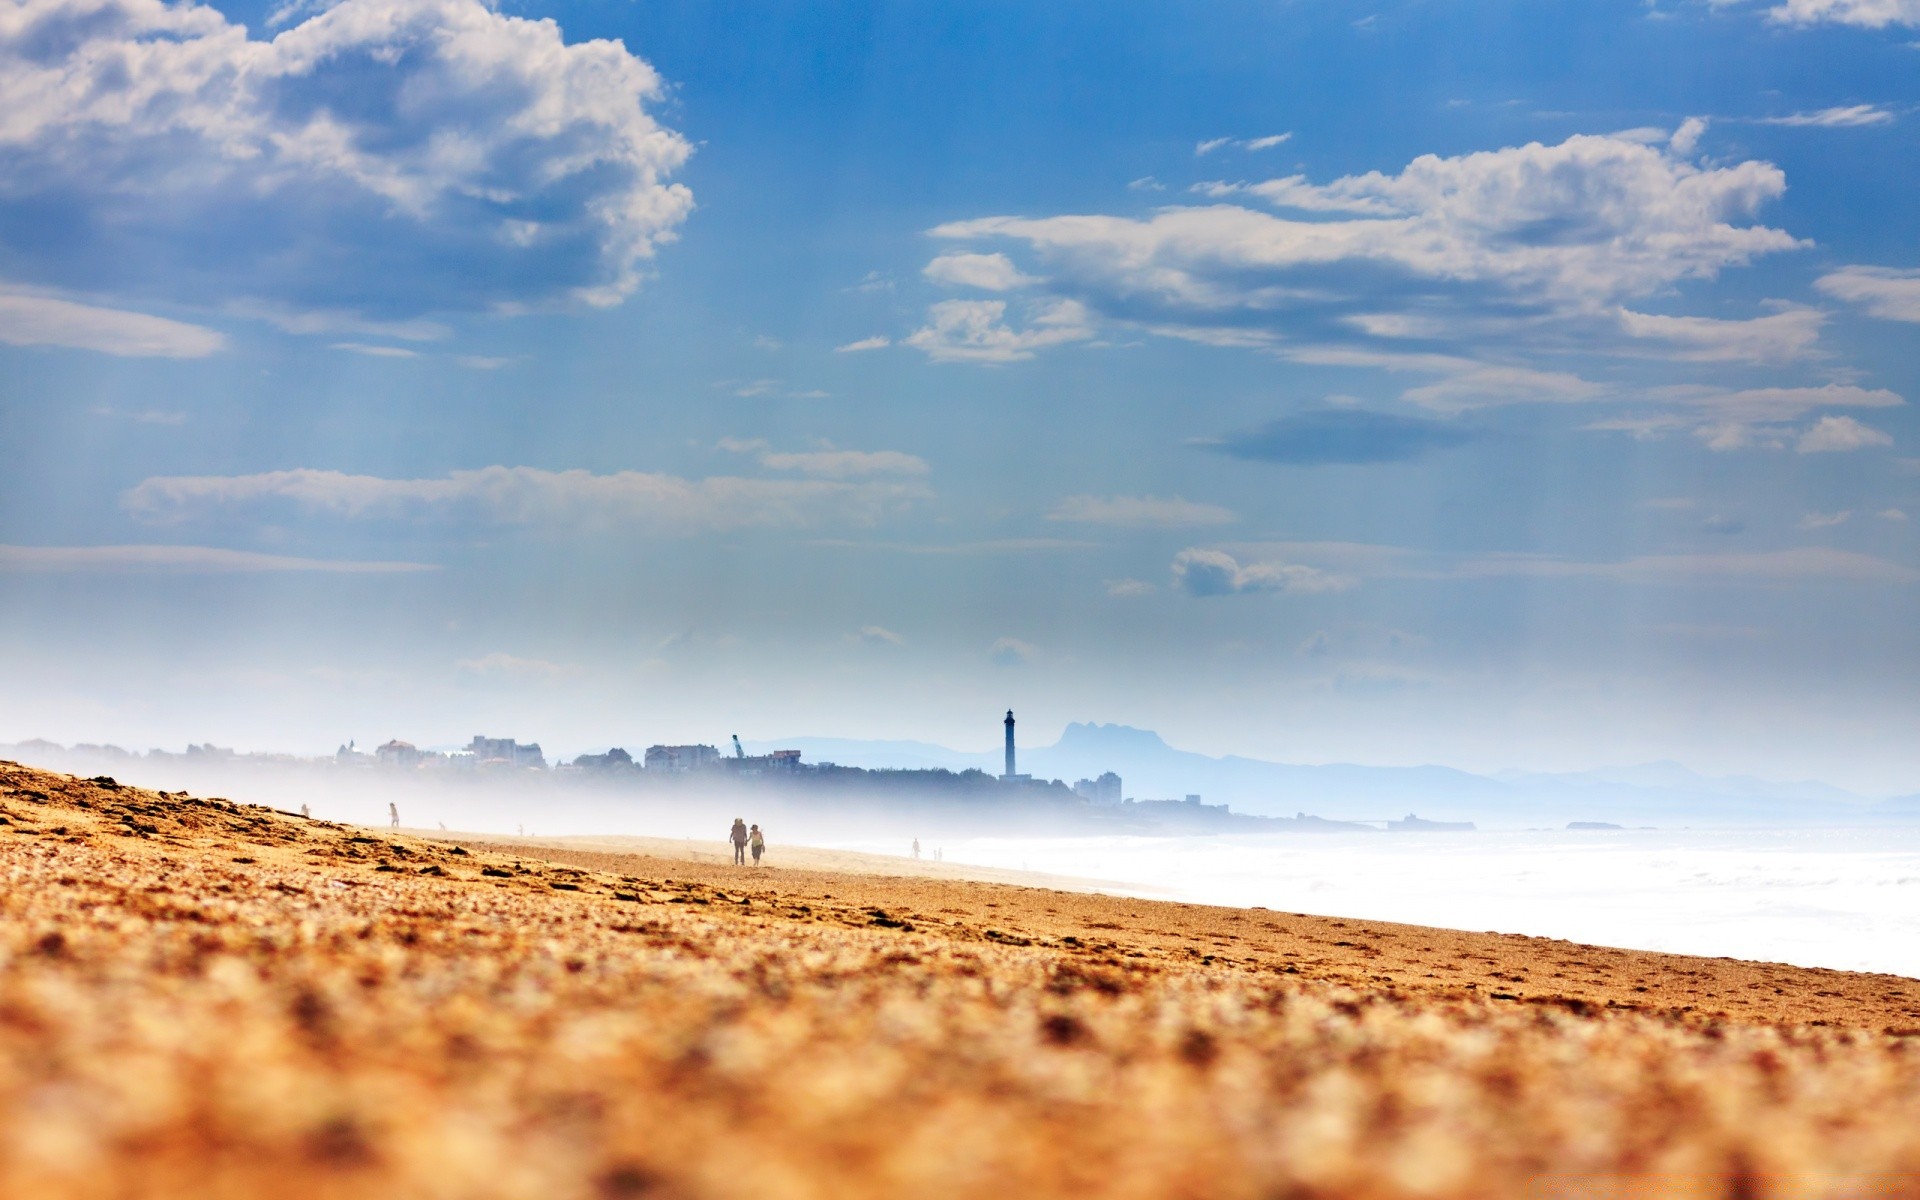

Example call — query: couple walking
[728,817,766,866]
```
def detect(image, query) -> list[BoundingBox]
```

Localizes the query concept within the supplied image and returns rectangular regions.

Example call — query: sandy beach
[7,760,1920,1198]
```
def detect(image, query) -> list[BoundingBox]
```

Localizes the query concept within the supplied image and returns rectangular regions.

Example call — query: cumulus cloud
[922,253,1038,291]
[1616,306,1825,362]
[122,466,930,531]
[835,336,891,353]
[1817,267,1920,322]
[0,0,692,321]
[1797,415,1894,452]
[924,131,1801,373]
[1759,104,1896,127]
[950,131,1795,310]
[903,299,1094,363]
[0,291,224,357]
[1768,0,1920,27]
[1048,495,1235,527]
[1193,410,1474,465]
[0,543,431,572]
[1171,548,1356,596]
[719,438,928,478]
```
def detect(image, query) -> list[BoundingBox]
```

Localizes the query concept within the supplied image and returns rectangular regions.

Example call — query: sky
[1,0,1917,790]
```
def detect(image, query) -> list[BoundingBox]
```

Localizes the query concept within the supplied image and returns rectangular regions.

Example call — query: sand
[6,760,1920,1198]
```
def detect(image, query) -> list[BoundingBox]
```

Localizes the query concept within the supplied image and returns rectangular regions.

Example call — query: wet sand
[7,760,1920,1198]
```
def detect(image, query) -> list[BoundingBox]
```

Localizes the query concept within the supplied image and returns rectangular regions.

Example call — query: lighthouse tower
[1000,710,1029,782]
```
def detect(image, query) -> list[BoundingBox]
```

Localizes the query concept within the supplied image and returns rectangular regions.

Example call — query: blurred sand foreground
[6,762,1920,1199]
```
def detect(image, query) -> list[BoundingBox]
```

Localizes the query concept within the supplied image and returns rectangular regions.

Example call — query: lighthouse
[1000,710,1029,782]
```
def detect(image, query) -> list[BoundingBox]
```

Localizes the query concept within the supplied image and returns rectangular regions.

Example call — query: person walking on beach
[749,824,766,866]
[912,838,920,860]
[389,802,399,829]
[729,817,749,865]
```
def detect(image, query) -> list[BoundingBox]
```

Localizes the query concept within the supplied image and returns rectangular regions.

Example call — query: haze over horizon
[3,0,1918,793]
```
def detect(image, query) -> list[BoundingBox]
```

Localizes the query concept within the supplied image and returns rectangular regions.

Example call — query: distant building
[469,735,546,769]
[645,744,720,773]
[573,747,634,771]
[1073,771,1123,806]
[375,739,424,768]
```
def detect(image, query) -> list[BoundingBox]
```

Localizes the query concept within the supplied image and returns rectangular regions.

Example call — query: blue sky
[1,0,1917,788]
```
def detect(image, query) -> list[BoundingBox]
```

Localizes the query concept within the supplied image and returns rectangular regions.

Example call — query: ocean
[833,827,1920,978]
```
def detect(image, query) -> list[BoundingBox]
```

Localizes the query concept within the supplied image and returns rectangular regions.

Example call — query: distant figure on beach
[749,824,765,866]
[389,803,399,829]
[729,817,749,865]
[912,838,920,860]
[300,804,310,819]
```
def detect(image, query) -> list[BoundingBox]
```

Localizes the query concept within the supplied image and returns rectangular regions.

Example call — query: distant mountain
[754,724,1887,828]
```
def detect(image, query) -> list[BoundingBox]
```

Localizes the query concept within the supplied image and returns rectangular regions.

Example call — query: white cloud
[1456,547,1918,583]
[1769,0,1920,27]
[940,133,1798,320]
[1399,363,1608,412]
[1670,117,1710,156]
[1881,508,1910,521]
[0,0,692,320]
[0,543,432,572]
[1196,134,1293,155]
[922,253,1038,291]
[1048,495,1235,527]
[1817,266,1920,322]
[1799,510,1852,528]
[0,291,224,358]
[123,466,931,532]
[1592,384,1906,451]
[455,652,573,680]
[1171,548,1356,596]
[1798,415,1895,452]
[1103,578,1156,597]
[852,624,906,647]
[1759,104,1896,127]
[330,342,420,359]
[903,299,1095,364]
[987,636,1038,665]
[718,438,928,478]
[1616,306,1824,362]
[835,336,891,353]
[1685,383,1903,421]
[757,449,930,479]
[1127,177,1167,192]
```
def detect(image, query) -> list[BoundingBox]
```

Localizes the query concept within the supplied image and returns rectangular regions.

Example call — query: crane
[732,734,745,759]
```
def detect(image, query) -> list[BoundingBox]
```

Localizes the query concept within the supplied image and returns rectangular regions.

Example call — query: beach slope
[5,761,1920,1198]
